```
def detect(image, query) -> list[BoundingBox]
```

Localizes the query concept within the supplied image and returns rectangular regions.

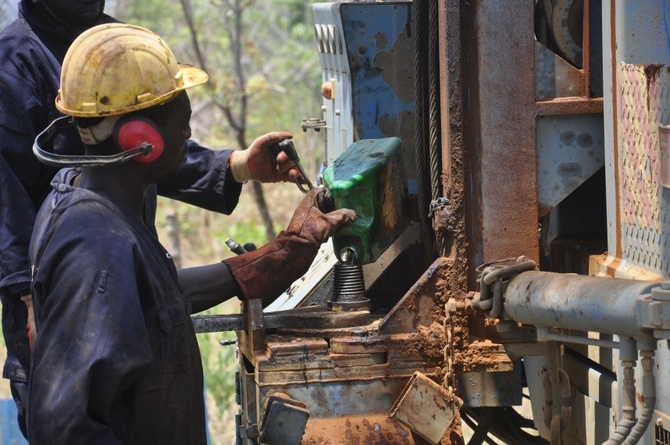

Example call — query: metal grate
[657,422,670,445]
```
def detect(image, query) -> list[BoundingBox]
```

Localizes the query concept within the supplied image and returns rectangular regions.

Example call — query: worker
[26,23,355,444]
[0,0,300,435]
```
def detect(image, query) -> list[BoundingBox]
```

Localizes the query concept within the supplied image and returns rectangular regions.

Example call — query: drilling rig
[194,1,670,443]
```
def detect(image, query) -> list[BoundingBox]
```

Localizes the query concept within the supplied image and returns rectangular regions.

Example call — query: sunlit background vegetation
[0,1,325,443]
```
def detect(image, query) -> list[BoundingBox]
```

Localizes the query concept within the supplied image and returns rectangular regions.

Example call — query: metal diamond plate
[619,64,670,274]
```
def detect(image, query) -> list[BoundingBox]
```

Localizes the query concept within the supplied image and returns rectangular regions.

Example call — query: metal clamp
[300,117,327,132]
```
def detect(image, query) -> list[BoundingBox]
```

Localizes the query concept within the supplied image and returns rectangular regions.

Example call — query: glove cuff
[222,234,318,307]
[230,149,252,183]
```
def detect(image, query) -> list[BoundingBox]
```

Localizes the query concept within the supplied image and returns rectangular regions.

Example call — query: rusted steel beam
[461,0,539,273]
[536,97,604,116]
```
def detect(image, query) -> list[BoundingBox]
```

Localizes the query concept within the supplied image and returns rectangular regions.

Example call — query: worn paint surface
[340,2,418,191]
[302,415,414,445]
[536,114,605,213]
[323,137,409,265]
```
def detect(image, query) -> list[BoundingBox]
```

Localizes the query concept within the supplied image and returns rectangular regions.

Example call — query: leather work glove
[229,131,300,183]
[223,186,356,307]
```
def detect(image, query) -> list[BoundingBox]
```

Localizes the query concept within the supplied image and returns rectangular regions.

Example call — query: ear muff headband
[33,116,152,167]
[113,115,165,163]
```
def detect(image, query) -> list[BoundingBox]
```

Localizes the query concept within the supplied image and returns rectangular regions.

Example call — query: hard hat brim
[178,64,209,90]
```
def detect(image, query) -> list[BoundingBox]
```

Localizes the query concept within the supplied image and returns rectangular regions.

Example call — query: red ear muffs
[113,115,165,163]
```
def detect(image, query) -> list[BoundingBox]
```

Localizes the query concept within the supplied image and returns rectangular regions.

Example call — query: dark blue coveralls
[0,0,241,435]
[28,169,207,444]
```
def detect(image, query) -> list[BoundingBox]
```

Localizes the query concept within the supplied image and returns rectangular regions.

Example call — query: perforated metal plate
[619,65,670,274]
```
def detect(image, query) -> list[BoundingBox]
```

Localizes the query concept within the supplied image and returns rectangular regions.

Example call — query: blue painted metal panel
[617,0,670,64]
[339,2,417,193]
[340,3,414,138]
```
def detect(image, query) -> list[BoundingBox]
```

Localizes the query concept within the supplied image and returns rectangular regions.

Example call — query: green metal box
[322,137,408,265]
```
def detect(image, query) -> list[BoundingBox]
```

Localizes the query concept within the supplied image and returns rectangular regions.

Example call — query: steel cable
[427,0,445,256]
[413,0,436,260]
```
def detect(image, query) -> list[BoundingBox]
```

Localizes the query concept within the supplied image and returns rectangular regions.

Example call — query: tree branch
[179,0,209,73]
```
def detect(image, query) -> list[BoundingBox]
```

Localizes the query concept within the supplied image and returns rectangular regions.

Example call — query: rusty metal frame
[234,257,452,444]
[460,0,540,284]
[456,0,604,286]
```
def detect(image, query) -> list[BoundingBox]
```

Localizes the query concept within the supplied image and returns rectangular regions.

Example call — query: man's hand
[229,131,301,183]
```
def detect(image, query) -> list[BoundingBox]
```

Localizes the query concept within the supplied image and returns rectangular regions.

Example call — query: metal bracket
[300,117,327,132]
[390,372,463,445]
[259,394,310,445]
[192,305,371,333]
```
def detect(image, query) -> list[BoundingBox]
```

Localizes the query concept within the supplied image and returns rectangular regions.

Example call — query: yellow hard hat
[56,23,208,117]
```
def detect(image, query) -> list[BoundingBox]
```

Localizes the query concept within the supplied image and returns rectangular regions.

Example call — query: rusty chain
[471,256,536,318]
[543,341,572,444]
[443,304,456,391]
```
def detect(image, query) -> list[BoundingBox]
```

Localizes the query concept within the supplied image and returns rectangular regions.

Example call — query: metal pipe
[504,271,659,339]
[537,328,621,349]
[621,341,656,445]
[504,272,663,443]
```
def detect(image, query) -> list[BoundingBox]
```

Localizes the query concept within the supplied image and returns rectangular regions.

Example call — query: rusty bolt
[446,298,465,314]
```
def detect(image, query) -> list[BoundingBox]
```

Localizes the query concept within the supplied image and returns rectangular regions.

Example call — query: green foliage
[115,0,326,189]
[212,219,274,252]
[196,328,237,414]
[195,300,241,445]
[114,0,182,34]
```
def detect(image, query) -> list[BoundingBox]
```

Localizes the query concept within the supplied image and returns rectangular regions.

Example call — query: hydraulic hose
[622,346,656,445]
[603,337,637,445]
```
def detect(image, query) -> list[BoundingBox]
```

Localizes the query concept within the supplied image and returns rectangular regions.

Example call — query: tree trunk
[251,182,276,241]
[180,0,276,242]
